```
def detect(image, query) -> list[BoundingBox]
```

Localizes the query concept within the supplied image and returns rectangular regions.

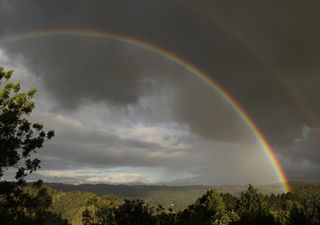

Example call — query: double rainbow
[0,29,290,192]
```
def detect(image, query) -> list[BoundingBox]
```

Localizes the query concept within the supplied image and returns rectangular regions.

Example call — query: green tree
[96,206,116,225]
[155,204,177,225]
[232,185,277,225]
[95,195,120,225]
[220,192,238,211]
[287,203,311,225]
[177,189,228,225]
[82,208,94,225]
[0,66,54,184]
[26,181,69,225]
[0,66,68,225]
[114,199,156,225]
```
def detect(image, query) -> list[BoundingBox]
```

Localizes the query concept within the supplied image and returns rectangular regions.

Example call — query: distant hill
[48,183,210,198]
[47,182,285,196]
[47,182,285,211]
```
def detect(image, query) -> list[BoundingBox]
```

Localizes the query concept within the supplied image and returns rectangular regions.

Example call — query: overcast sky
[1,0,319,185]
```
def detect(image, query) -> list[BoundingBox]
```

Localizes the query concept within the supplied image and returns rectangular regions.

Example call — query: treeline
[81,185,320,225]
[1,181,319,225]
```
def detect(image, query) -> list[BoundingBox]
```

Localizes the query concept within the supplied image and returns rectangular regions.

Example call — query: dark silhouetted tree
[0,66,68,225]
[155,204,177,225]
[114,199,156,225]
[0,66,54,185]
[288,203,311,225]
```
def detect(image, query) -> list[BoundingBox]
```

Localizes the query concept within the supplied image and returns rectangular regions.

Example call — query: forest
[1,180,320,225]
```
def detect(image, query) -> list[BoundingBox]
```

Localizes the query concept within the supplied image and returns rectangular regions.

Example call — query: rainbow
[0,29,290,192]
[180,0,319,129]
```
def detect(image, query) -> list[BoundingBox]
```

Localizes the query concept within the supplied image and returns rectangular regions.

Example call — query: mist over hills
[47,182,285,198]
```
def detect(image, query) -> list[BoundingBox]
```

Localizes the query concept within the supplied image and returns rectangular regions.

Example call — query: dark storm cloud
[3,38,159,108]
[278,126,320,180]
[1,0,320,180]
[1,0,319,143]
[1,35,252,142]
[193,0,320,70]
[172,73,253,142]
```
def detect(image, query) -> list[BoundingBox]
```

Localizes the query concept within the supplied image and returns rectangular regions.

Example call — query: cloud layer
[1,0,320,183]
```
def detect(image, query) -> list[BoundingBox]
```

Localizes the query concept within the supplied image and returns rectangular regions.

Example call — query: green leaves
[27,88,37,97]
[0,66,13,80]
[0,66,54,184]
[33,123,44,130]
[0,66,67,225]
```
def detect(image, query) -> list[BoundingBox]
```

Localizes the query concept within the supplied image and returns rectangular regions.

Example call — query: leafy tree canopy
[0,66,68,225]
[0,66,54,185]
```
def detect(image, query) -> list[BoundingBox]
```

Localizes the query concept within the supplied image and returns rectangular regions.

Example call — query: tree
[220,193,238,211]
[177,189,228,225]
[82,208,94,225]
[114,199,156,225]
[155,204,177,225]
[232,185,277,225]
[0,66,54,185]
[95,206,117,225]
[94,195,120,225]
[0,66,69,225]
[287,203,311,225]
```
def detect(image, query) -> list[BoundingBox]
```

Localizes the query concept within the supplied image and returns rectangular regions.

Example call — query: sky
[1,0,320,185]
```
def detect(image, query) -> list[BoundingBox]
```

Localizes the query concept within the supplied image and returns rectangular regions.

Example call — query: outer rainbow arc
[178,0,319,129]
[0,29,290,192]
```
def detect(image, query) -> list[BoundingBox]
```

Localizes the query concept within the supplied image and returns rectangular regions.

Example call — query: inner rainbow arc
[0,29,290,192]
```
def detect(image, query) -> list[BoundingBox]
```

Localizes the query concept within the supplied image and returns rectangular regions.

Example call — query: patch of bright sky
[35,166,198,184]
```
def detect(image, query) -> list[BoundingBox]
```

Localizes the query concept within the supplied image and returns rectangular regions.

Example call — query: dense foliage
[74,183,320,225]
[48,182,286,212]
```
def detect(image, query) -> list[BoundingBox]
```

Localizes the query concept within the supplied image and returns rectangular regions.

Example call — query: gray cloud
[2,38,157,107]
[279,126,320,179]
[1,36,251,143]
[1,0,320,183]
[31,108,276,185]
[1,0,318,144]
